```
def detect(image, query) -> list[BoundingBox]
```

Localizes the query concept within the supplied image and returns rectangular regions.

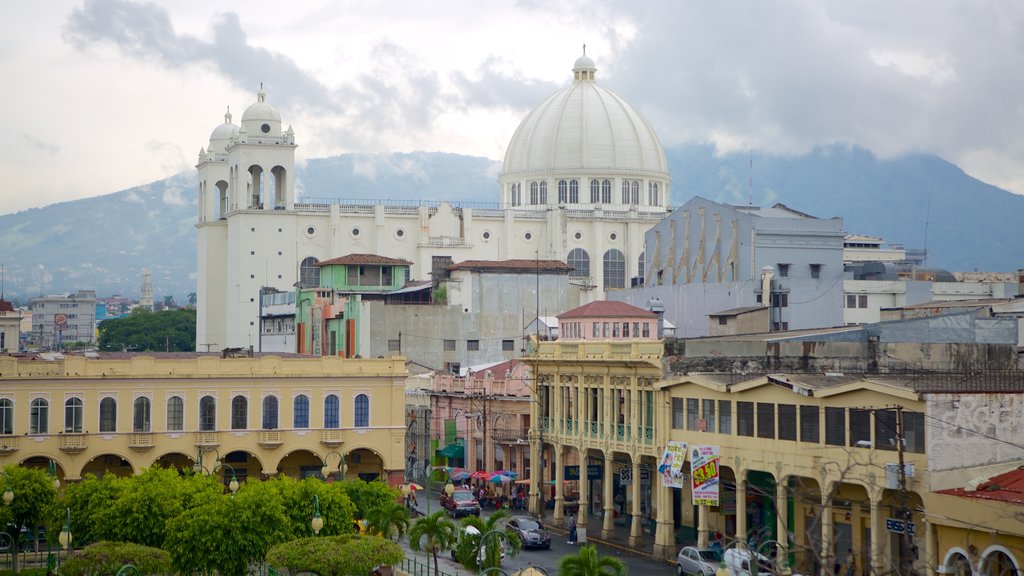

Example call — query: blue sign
[885,518,916,536]
[564,464,603,481]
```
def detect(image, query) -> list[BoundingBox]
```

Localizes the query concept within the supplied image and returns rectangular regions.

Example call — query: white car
[724,548,775,576]
[676,546,723,576]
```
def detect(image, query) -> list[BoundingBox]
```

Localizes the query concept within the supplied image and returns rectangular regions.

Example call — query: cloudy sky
[3,0,1023,215]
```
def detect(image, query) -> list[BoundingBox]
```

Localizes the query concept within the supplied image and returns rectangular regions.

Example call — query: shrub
[267,534,404,576]
[58,541,172,576]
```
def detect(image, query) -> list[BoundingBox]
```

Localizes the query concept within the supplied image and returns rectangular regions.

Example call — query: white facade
[842,279,1020,325]
[196,53,671,350]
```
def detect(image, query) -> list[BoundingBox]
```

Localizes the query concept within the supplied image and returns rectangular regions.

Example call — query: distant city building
[139,267,154,311]
[28,290,97,350]
[617,197,846,336]
[0,298,21,353]
[196,52,670,350]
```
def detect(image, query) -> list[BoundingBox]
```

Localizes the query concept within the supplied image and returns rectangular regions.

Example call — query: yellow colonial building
[0,352,408,485]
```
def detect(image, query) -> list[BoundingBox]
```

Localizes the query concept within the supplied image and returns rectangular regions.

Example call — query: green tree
[341,479,401,520]
[408,510,458,576]
[263,476,358,538]
[455,508,521,571]
[105,466,221,547]
[97,308,196,352]
[0,464,58,571]
[267,534,404,576]
[558,544,627,576]
[46,472,125,547]
[164,483,290,576]
[58,541,172,576]
[364,500,410,541]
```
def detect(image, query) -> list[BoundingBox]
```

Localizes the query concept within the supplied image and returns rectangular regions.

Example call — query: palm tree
[457,508,523,571]
[409,510,458,576]
[365,500,411,541]
[558,544,627,576]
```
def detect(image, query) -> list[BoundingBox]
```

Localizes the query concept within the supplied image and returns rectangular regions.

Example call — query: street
[404,489,676,576]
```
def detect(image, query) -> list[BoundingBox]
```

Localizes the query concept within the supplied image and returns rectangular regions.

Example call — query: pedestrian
[845,549,856,576]
[567,514,577,545]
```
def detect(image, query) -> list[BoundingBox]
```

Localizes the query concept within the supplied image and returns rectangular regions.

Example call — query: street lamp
[444,482,455,498]
[311,494,324,535]
[58,507,72,551]
[48,460,61,491]
[476,530,513,572]
[2,485,11,506]
[212,463,240,495]
[321,451,346,480]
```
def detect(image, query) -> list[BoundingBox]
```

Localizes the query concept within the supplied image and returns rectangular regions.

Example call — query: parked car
[724,548,774,576]
[506,517,551,550]
[441,489,481,518]
[676,546,723,576]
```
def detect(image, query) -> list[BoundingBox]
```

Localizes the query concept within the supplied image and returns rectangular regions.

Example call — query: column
[869,492,885,576]
[629,457,643,547]
[576,448,589,531]
[602,453,615,537]
[735,474,748,546]
[776,476,790,570]
[528,381,542,515]
[554,445,565,524]
[653,471,675,559]
[821,490,834,576]
[697,505,710,548]
[924,518,936,576]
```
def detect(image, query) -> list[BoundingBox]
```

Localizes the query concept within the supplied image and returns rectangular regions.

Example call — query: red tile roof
[0,299,14,313]
[936,466,1024,505]
[318,254,413,266]
[447,259,573,273]
[558,301,658,319]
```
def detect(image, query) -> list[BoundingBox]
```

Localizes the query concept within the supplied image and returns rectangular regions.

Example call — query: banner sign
[444,419,457,445]
[690,445,721,506]
[658,441,688,488]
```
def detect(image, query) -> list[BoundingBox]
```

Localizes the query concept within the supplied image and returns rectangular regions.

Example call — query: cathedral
[195,52,672,350]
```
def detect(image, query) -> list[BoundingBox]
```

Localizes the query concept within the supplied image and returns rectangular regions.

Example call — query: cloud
[20,133,59,155]
[145,140,189,176]
[162,186,186,206]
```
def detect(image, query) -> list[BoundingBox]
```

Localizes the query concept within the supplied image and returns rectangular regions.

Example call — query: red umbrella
[470,470,491,480]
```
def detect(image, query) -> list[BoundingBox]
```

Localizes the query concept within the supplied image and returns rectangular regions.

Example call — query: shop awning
[439,443,464,459]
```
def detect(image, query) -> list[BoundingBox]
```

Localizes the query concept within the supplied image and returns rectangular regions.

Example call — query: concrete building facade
[0,353,408,485]
[28,290,97,350]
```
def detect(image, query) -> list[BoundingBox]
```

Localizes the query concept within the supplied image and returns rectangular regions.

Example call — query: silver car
[676,546,723,576]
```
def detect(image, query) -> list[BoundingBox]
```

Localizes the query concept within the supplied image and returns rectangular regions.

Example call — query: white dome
[208,108,239,152]
[500,54,668,180]
[241,90,282,136]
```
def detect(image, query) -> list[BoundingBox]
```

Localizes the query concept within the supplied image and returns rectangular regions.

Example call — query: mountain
[1,147,1020,304]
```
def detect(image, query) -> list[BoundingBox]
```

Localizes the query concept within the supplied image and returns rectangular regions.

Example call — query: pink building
[557,301,659,340]
[429,360,534,475]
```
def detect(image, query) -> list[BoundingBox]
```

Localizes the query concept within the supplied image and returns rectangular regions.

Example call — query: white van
[724,548,775,576]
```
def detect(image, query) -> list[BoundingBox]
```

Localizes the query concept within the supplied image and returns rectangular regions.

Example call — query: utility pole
[895,405,912,576]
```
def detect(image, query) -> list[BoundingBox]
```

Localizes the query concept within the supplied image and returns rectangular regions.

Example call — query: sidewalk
[538,510,663,560]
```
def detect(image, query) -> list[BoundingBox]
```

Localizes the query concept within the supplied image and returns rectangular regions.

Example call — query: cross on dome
[573,46,596,81]
[224,106,232,124]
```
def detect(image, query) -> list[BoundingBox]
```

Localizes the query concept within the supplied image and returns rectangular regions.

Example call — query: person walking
[567,514,578,545]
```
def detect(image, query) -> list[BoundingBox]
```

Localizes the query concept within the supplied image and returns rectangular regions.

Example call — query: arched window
[294,394,310,428]
[133,397,151,432]
[621,180,631,204]
[567,248,590,278]
[0,399,12,435]
[558,180,567,204]
[601,179,612,204]
[603,249,626,290]
[64,398,83,433]
[99,397,117,432]
[539,181,548,205]
[216,180,228,219]
[354,394,369,428]
[631,181,640,204]
[510,183,521,206]
[590,180,600,203]
[249,165,264,208]
[271,165,287,208]
[199,396,216,431]
[262,396,279,430]
[231,396,247,430]
[324,394,340,429]
[299,257,320,288]
[530,182,538,205]
[648,181,660,206]
[30,399,48,435]
[167,396,184,431]
[638,251,646,281]
[568,179,579,203]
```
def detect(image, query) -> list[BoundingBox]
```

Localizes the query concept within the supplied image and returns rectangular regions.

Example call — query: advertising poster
[658,440,688,488]
[690,445,721,506]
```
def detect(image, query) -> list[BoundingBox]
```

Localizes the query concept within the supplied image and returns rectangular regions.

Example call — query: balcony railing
[60,434,88,452]
[194,432,219,447]
[320,429,344,445]
[490,427,529,443]
[128,433,155,450]
[257,431,283,448]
